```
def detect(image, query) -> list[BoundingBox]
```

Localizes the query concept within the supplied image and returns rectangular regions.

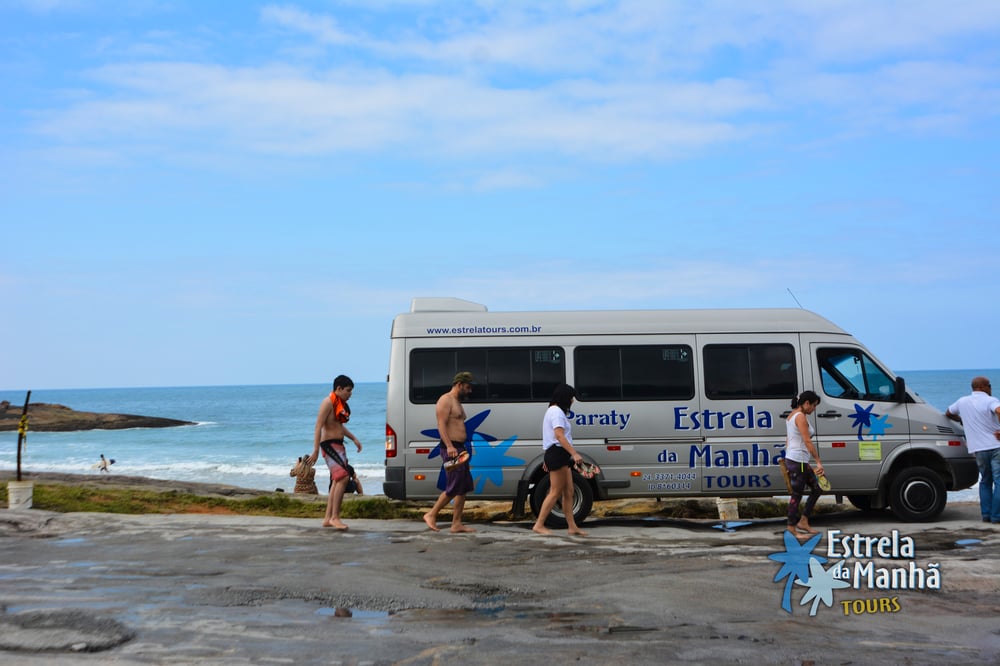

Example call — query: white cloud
[468,168,543,191]
[442,259,788,311]
[31,59,769,163]
[261,5,357,47]
[793,0,1000,62]
[17,2,1000,175]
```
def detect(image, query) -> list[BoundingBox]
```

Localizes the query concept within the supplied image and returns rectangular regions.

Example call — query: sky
[2,0,999,390]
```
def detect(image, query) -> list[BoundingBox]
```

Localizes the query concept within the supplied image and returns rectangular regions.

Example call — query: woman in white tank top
[784,390,824,537]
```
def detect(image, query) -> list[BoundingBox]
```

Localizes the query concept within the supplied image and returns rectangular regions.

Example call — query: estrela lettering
[674,405,773,431]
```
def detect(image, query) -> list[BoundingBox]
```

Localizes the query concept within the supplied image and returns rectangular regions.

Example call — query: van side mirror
[894,376,906,403]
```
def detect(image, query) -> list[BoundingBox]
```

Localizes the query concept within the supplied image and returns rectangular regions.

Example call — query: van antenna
[786,288,804,309]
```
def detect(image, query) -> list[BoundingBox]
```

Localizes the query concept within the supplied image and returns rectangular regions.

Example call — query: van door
[695,337,800,496]
[572,339,700,497]
[806,342,908,493]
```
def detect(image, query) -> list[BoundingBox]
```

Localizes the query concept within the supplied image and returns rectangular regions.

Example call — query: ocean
[1,383,386,494]
[2,370,995,501]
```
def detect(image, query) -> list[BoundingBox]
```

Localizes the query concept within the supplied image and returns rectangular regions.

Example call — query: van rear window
[703,344,797,399]
[575,345,695,401]
[409,347,565,404]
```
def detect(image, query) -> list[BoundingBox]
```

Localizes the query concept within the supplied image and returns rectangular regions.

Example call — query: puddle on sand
[55,538,87,546]
[396,607,658,636]
[315,607,391,622]
[67,561,101,568]
[310,602,655,636]
[713,521,753,532]
[472,594,507,616]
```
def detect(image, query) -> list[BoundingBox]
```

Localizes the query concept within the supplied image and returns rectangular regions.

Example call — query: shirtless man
[308,375,362,530]
[422,372,477,533]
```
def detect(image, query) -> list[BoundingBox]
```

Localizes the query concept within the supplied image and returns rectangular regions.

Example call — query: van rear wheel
[530,473,594,529]
[888,467,946,522]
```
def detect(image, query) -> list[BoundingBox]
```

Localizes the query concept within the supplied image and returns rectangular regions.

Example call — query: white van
[383,298,977,524]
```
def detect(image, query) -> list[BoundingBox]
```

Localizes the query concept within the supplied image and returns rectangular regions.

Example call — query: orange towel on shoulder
[329,392,351,423]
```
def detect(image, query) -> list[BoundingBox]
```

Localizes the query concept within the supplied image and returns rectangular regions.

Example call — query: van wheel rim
[901,480,936,512]
[553,488,582,518]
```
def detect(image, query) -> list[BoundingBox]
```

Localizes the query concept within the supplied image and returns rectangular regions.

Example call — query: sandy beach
[2,473,999,664]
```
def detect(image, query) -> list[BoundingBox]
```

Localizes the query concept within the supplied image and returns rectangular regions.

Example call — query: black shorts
[544,445,572,471]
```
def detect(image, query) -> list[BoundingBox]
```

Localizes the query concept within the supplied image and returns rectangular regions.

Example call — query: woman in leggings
[785,390,824,537]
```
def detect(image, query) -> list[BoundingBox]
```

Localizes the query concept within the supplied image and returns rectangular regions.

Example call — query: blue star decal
[768,530,825,613]
[468,434,523,493]
[420,409,525,493]
[849,403,877,440]
[421,409,495,450]
[867,413,893,438]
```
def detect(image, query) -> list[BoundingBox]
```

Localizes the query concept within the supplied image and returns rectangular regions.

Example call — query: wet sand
[2,478,999,665]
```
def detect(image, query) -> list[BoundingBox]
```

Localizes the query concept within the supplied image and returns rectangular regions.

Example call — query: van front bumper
[951,457,980,490]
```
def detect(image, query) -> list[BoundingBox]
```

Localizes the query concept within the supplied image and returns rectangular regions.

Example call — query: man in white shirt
[946,376,1000,523]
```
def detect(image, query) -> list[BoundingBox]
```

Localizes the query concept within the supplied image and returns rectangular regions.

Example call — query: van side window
[409,347,565,404]
[703,344,797,399]
[575,345,694,401]
[817,348,895,401]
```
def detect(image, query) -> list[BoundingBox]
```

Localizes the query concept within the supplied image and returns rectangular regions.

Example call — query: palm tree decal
[768,530,825,613]
[796,558,850,616]
[849,403,877,440]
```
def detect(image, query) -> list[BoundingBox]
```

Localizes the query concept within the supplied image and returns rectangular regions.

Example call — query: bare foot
[796,522,819,535]
[323,520,349,530]
[450,524,477,534]
[532,525,552,535]
[567,528,588,537]
[422,513,440,532]
[786,526,807,539]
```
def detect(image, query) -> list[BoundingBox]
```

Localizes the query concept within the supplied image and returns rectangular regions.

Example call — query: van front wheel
[530,473,594,529]
[888,467,946,522]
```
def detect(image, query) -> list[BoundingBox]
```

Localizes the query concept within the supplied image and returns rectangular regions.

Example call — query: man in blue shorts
[422,372,476,533]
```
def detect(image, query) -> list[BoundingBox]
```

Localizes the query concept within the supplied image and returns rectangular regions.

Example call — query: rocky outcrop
[0,401,195,432]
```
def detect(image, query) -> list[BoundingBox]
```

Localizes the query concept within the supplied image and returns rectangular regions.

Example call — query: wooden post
[16,390,31,482]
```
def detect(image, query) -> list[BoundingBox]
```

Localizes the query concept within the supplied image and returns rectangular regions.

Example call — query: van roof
[394,298,849,338]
